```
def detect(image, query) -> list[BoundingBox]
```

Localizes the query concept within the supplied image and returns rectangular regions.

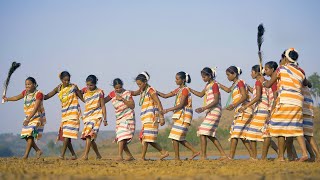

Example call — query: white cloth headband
[236,67,241,75]
[285,48,297,63]
[185,72,189,82]
[211,67,217,78]
[140,71,150,81]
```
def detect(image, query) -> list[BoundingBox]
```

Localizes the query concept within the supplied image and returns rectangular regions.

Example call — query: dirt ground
[1,155,320,180]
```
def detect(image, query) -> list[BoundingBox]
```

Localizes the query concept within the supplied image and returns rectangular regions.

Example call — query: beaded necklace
[24,90,37,107]
[139,85,149,106]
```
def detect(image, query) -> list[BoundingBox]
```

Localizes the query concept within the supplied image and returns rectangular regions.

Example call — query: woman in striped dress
[263,48,308,162]
[158,71,200,160]
[239,65,270,159]
[3,77,46,159]
[44,71,83,160]
[260,61,279,160]
[302,81,320,161]
[219,66,254,159]
[105,78,135,161]
[132,71,169,161]
[189,67,227,160]
[80,75,107,160]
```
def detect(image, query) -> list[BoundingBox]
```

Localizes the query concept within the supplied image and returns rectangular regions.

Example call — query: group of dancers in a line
[3,48,319,162]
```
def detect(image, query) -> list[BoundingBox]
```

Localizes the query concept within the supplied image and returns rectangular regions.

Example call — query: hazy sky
[1,0,319,134]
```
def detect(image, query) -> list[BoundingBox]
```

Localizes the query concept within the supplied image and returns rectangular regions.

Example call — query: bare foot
[159,151,169,160]
[249,157,258,161]
[298,156,309,162]
[125,157,135,161]
[218,156,229,161]
[275,158,285,162]
[115,157,124,161]
[36,150,43,159]
[22,156,28,160]
[138,158,147,161]
[69,155,77,160]
[200,157,208,160]
[58,156,65,160]
[80,156,88,161]
[189,152,200,160]
[96,155,102,160]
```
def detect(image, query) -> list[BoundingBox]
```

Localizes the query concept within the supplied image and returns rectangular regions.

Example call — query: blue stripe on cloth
[63,126,79,131]
[303,121,313,126]
[270,121,303,127]
[61,105,80,113]
[83,107,101,117]
[140,109,156,116]
[85,94,100,103]
[143,130,158,135]
[172,125,188,132]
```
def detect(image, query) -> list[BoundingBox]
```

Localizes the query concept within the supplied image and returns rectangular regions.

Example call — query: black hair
[265,61,278,71]
[226,66,242,76]
[113,78,123,87]
[86,75,98,85]
[26,77,38,87]
[282,49,299,61]
[201,67,215,79]
[135,71,150,83]
[177,71,191,84]
[252,65,261,73]
[59,71,71,80]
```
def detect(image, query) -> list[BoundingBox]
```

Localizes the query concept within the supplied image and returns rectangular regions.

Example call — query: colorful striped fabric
[58,84,82,122]
[232,80,253,117]
[230,112,252,139]
[229,80,253,139]
[172,87,193,124]
[115,119,135,143]
[140,86,159,124]
[81,118,102,140]
[169,87,193,141]
[277,65,305,107]
[141,122,159,143]
[244,79,269,141]
[197,82,222,137]
[82,88,104,123]
[57,84,81,140]
[269,102,303,137]
[110,90,136,143]
[269,64,305,137]
[302,86,314,136]
[21,90,46,140]
[81,88,104,140]
[60,120,80,139]
[139,86,160,142]
[267,87,275,111]
[169,118,190,141]
[262,82,278,138]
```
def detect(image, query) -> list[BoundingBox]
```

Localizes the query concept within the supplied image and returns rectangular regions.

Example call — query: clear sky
[0,0,319,134]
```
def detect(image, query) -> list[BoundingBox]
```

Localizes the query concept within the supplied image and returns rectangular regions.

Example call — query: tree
[308,72,320,106]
